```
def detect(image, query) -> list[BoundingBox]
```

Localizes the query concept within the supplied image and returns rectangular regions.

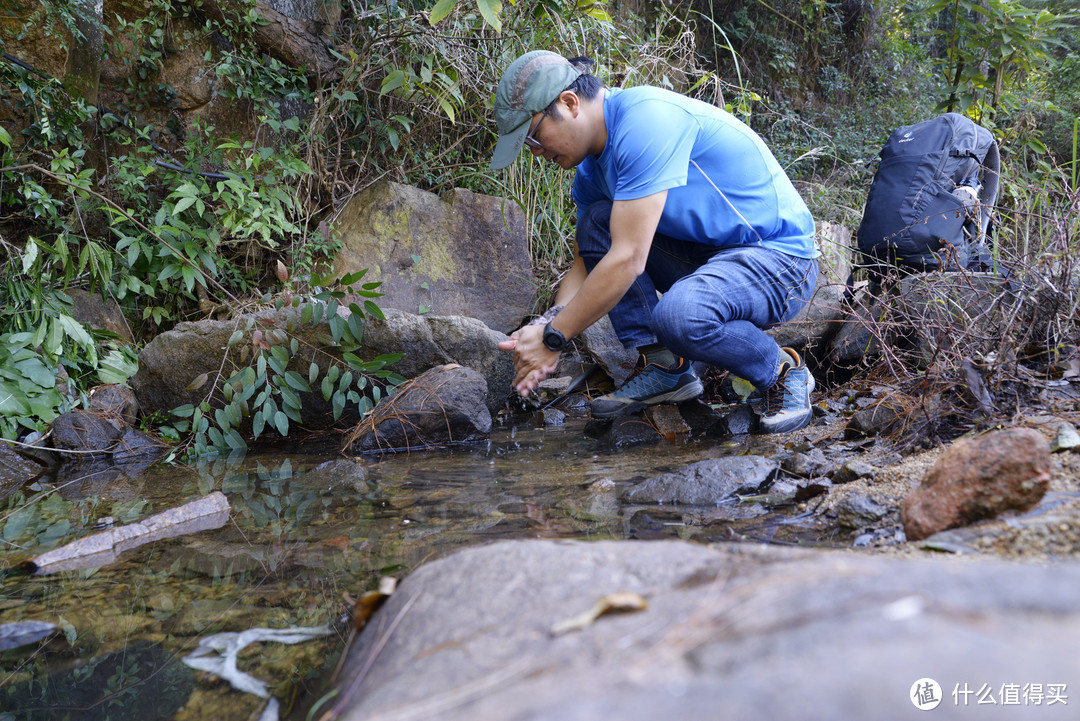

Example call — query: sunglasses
[523,110,549,151]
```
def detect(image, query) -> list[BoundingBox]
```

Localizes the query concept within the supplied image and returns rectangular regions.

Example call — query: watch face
[543,324,566,351]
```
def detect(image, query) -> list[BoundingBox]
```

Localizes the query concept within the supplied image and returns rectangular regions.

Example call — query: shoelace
[764,366,792,416]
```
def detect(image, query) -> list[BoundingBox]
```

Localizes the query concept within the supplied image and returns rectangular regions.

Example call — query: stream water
[0,418,837,720]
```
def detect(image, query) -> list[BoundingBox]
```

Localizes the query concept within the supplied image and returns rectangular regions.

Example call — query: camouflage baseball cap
[490,51,583,170]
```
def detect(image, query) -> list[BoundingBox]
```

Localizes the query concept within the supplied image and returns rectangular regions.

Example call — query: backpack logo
[898,131,914,143]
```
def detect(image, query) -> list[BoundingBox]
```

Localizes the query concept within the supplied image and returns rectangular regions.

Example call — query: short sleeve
[609,100,696,200]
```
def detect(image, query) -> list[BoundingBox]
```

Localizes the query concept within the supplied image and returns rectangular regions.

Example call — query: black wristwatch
[542,322,569,352]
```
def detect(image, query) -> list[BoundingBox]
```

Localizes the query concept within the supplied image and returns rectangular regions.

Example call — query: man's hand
[498,324,560,397]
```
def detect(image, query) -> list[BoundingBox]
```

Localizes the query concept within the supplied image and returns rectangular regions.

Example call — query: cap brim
[490,122,530,170]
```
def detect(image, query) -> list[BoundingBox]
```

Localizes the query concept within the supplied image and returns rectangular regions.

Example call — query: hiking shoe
[759,348,816,434]
[591,357,704,419]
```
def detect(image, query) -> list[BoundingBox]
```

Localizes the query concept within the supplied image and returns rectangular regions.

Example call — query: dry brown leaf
[185,372,209,391]
[353,576,398,629]
[275,259,289,283]
[550,591,648,636]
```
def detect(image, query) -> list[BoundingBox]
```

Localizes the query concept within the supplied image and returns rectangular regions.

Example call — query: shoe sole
[591,379,704,419]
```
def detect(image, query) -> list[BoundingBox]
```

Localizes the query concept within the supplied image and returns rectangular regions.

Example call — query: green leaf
[428,0,457,23]
[380,69,406,96]
[227,330,244,347]
[475,0,502,32]
[173,196,196,215]
[308,362,320,385]
[274,410,289,436]
[364,300,385,320]
[283,371,311,393]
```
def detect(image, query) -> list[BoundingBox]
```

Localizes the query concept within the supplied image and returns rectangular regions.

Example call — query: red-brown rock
[901,427,1051,541]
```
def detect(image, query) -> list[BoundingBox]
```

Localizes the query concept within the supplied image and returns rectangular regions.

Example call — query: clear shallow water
[0,418,835,720]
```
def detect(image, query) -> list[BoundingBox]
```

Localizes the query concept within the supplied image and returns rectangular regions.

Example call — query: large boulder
[329,539,1080,721]
[362,309,514,413]
[132,306,514,432]
[132,307,353,430]
[331,182,537,334]
[902,427,1051,541]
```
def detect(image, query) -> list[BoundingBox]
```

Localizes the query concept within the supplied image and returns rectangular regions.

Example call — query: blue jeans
[577,200,818,390]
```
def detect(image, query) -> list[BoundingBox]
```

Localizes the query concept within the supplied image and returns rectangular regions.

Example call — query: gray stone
[584,416,662,449]
[844,402,901,439]
[66,288,133,343]
[780,447,828,478]
[579,316,636,387]
[87,384,139,426]
[331,182,536,334]
[768,283,846,355]
[345,365,491,453]
[893,272,1017,369]
[815,221,853,285]
[50,411,125,453]
[625,456,778,505]
[831,459,877,484]
[835,493,890,529]
[362,309,514,414]
[331,539,1080,721]
[827,286,884,368]
[132,306,513,434]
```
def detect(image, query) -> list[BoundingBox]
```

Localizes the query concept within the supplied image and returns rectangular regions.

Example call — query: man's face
[522,97,583,170]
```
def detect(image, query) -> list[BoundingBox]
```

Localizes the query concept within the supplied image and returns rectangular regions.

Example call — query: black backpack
[855,113,1001,280]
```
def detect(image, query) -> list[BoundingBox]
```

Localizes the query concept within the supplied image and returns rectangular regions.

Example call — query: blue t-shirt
[573,86,818,259]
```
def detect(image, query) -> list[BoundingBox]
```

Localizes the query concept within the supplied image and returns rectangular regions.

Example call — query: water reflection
[0,419,832,719]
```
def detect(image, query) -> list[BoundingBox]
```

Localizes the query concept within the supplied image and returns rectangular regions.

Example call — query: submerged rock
[625,456,778,505]
[901,427,1051,541]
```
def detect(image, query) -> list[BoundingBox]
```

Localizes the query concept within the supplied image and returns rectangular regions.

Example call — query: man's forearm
[548,251,639,340]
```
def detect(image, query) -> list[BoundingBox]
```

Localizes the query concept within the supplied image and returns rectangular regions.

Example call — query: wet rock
[0,443,49,502]
[345,365,491,453]
[539,408,565,427]
[331,182,536,334]
[830,459,877,484]
[835,493,890,529]
[87,384,139,426]
[901,427,1051,541]
[644,405,690,437]
[780,448,829,478]
[584,416,662,449]
[627,509,686,539]
[50,411,125,453]
[844,401,901,439]
[331,539,1080,721]
[852,526,906,548]
[720,404,758,435]
[579,317,636,387]
[675,400,727,436]
[297,459,369,492]
[625,456,778,505]
[112,428,170,465]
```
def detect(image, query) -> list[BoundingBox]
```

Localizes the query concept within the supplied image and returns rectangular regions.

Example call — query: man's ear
[559,90,581,117]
